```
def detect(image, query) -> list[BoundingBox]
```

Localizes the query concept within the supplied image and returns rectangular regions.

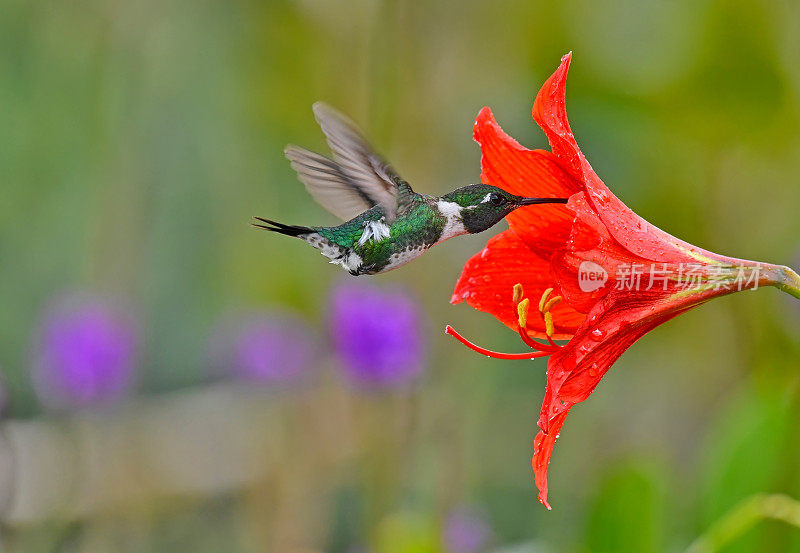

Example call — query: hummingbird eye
[489,193,506,206]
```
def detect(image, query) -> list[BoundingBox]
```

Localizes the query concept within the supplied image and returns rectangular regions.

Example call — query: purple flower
[32,294,138,410]
[329,282,426,388]
[443,506,492,553]
[210,312,315,386]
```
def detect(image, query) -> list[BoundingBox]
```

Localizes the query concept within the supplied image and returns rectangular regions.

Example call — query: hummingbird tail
[251,217,312,237]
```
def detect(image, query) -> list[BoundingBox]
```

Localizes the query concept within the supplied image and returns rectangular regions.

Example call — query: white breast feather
[386,245,427,270]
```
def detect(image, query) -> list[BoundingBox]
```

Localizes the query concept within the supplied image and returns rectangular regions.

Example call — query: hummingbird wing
[284,146,378,221]
[311,102,405,222]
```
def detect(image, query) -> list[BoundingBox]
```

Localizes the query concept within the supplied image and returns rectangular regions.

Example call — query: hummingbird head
[440,184,568,234]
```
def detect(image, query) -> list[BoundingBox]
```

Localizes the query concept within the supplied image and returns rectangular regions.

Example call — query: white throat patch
[437,200,468,240]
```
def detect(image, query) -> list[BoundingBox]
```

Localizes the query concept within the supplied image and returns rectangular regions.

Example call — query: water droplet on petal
[481,248,491,260]
[589,329,605,341]
[588,363,598,377]
[468,277,477,285]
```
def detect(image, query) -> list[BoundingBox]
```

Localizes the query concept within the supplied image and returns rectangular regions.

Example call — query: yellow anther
[512,283,524,304]
[544,312,555,338]
[517,298,530,328]
[539,288,554,312]
[543,296,562,314]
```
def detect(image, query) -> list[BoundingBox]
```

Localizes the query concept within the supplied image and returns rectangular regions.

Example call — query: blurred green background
[3,0,800,551]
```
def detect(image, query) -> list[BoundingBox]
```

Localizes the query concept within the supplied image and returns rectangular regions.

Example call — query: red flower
[449,53,800,509]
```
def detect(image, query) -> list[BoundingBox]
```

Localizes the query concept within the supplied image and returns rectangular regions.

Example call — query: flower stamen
[516,286,561,353]
[513,283,525,304]
[544,312,555,339]
[542,296,562,314]
[516,325,560,353]
[517,298,530,328]
[537,288,563,347]
[446,284,567,359]
[539,287,553,312]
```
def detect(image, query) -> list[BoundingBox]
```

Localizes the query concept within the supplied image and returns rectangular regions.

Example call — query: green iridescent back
[315,189,445,273]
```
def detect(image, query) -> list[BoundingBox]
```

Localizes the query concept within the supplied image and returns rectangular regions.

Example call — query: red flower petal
[532,53,708,265]
[550,192,649,312]
[451,229,585,340]
[532,52,584,182]
[533,298,697,508]
[532,409,568,510]
[474,107,579,259]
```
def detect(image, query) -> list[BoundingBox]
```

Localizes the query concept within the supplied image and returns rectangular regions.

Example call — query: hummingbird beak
[517,197,570,206]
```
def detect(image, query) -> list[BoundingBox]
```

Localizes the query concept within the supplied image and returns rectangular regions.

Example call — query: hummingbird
[253,103,569,276]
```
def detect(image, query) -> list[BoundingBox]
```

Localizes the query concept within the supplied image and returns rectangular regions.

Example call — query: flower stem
[684,494,800,553]
[775,266,800,301]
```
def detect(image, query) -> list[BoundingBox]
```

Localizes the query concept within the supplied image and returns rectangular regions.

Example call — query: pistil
[445,325,550,359]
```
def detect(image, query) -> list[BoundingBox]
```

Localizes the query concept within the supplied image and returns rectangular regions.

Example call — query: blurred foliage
[2,0,800,551]
[583,461,666,553]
